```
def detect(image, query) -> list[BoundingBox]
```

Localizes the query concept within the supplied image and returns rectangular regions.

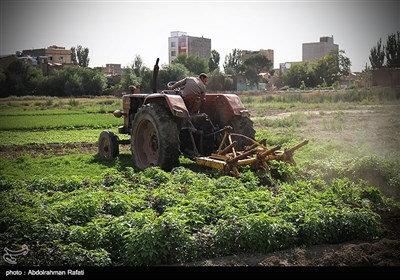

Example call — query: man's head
[199,73,208,85]
[129,85,136,92]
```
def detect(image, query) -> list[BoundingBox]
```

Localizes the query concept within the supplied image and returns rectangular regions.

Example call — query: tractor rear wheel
[98,130,119,158]
[231,116,256,150]
[131,103,180,170]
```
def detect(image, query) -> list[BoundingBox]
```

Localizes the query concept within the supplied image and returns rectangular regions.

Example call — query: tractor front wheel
[131,103,180,170]
[98,130,119,158]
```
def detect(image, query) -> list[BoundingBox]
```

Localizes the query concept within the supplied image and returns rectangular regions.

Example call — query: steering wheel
[167,81,176,88]
[167,81,184,92]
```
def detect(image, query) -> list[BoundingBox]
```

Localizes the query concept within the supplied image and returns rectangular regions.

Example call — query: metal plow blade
[195,129,309,178]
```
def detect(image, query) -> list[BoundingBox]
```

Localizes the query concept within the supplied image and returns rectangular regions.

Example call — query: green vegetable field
[1,90,399,266]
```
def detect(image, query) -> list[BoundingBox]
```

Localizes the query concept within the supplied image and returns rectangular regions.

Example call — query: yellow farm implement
[196,127,309,177]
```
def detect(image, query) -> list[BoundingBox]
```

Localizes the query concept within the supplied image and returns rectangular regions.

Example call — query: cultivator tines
[195,128,309,178]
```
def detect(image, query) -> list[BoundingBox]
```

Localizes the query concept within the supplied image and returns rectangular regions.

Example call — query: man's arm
[169,78,187,90]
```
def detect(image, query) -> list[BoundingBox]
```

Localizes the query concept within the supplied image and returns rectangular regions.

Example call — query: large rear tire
[98,130,119,158]
[131,103,180,170]
[231,116,256,150]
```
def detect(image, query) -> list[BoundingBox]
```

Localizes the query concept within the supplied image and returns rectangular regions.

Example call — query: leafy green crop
[0,166,394,266]
[0,113,122,130]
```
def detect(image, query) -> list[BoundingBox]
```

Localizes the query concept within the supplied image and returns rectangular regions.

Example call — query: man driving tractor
[168,73,208,114]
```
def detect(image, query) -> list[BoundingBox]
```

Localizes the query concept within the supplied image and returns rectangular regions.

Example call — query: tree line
[1,31,398,97]
[277,50,351,89]
[369,31,400,69]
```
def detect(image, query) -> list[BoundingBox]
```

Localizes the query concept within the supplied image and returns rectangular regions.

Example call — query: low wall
[372,68,400,87]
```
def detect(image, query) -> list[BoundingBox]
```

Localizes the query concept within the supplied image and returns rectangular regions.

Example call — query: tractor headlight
[240,109,250,117]
[113,110,124,118]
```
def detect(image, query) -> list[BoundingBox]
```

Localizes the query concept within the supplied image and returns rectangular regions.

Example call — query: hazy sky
[1,0,399,72]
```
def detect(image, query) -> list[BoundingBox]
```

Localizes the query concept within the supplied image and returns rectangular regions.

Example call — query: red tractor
[99,58,307,177]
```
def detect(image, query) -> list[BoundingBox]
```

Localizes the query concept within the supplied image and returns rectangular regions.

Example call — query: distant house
[94,64,122,87]
[0,54,16,69]
[8,45,75,76]
[95,64,122,76]
[21,45,72,65]
[0,53,63,76]
[339,72,359,88]
[302,36,339,63]
[17,55,38,66]
[233,74,266,91]
[279,61,302,73]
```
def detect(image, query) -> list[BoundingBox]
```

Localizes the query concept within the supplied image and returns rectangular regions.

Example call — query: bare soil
[1,103,400,267]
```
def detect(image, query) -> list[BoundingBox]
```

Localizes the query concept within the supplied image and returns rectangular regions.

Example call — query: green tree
[385,31,400,68]
[369,38,385,69]
[43,67,106,96]
[172,54,208,75]
[71,47,77,65]
[120,68,141,91]
[71,45,90,67]
[0,68,6,96]
[139,69,153,93]
[337,50,351,77]
[208,50,220,72]
[2,60,45,97]
[207,68,225,91]
[120,55,153,92]
[223,48,243,75]
[187,55,209,74]
[132,55,144,77]
[80,67,107,95]
[224,76,234,91]
[314,50,351,86]
[172,53,188,65]
[243,54,272,90]
[281,62,309,88]
[158,63,190,90]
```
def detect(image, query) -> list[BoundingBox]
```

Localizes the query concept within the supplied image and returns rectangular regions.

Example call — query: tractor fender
[144,93,190,118]
[215,94,249,116]
[204,94,250,117]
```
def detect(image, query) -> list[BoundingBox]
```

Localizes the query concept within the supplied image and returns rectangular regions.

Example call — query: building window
[59,56,64,62]
[171,51,176,57]
[49,56,53,61]
[171,42,176,47]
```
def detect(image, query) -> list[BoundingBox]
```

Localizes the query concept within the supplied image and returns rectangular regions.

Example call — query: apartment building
[168,31,211,64]
[302,36,339,63]
[21,45,72,65]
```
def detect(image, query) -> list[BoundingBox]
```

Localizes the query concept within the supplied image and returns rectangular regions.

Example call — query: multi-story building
[96,64,122,76]
[302,36,339,63]
[242,49,274,72]
[9,45,74,75]
[168,31,211,64]
[21,45,72,65]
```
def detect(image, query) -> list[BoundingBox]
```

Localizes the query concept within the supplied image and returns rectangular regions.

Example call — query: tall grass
[241,88,400,108]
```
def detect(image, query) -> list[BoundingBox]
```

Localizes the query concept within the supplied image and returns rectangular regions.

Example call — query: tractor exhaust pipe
[152,58,160,93]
